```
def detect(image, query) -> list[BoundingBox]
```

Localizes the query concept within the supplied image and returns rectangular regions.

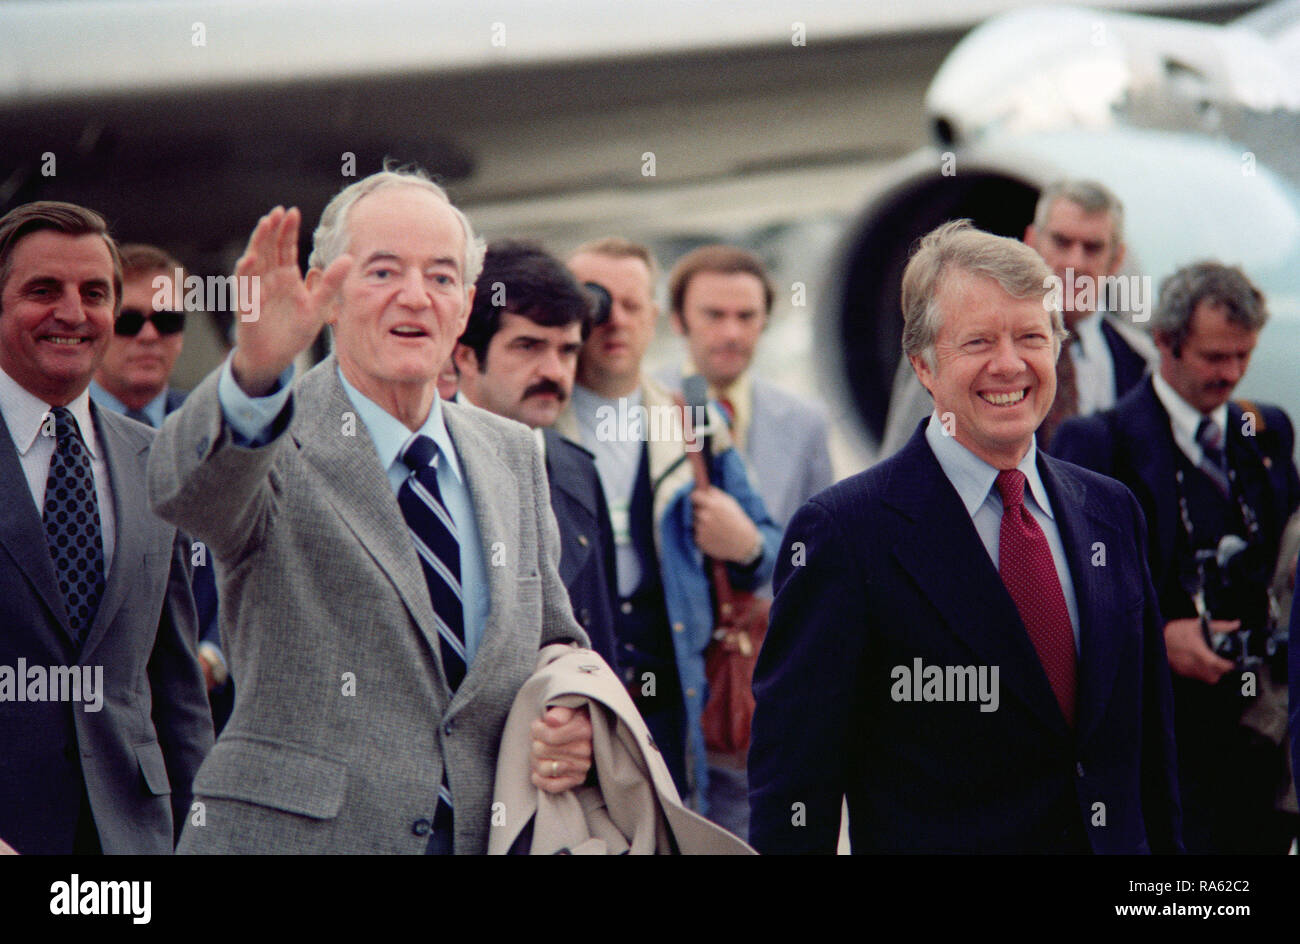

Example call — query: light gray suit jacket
[655,367,835,531]
[147,356,586,854]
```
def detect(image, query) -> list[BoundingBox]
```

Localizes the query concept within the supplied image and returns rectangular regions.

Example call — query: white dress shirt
[0,366,117,572]
[1151,370,1230,468]
[1069,311,1118,417]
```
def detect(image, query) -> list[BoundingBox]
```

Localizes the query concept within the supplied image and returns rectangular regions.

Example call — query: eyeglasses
[115,308,186,337]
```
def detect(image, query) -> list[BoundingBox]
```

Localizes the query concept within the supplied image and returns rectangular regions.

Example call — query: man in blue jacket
[556,237,780,834]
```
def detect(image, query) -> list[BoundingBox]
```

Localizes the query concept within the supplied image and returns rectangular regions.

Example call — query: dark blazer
[748,423,1182,853]
[164,386,188,415]
[1100,317,1150,402]
[0,401,213,854]
[543,428,618,670]
[1291,556,1300,796]
[1051,378,1300,623]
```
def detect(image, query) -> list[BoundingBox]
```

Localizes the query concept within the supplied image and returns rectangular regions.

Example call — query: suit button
[673,623,684,633]
[579,608,591,626]
[444,721,454,736]
[620,602,633,615]
[686,687,696,698]
[578,534,589,547]
[1076,762,1085,778]
[412,818,431,836]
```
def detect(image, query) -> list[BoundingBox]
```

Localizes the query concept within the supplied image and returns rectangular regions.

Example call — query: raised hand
[230,206,352,396]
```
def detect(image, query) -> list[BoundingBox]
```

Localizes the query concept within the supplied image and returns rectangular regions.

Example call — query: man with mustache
[455,239,619,669]
[1054,261,1300,853]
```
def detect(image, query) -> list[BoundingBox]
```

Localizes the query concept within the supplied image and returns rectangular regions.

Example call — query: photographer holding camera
[1055,261,1300,854]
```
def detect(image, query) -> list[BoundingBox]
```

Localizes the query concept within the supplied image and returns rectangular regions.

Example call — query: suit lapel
[293,362,449,696]
[1038,454,1127,745]
[442,402,521,710]
[0,411,70,636]
[543,429,598,521]
[883,433,1069,736]
[80,406,152,659]
[1122,383,1180,578]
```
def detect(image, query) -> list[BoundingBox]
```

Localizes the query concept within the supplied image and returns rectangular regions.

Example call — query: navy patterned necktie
[43,407,106,645]
[397,435,466,692]
[1196,417,1230,497]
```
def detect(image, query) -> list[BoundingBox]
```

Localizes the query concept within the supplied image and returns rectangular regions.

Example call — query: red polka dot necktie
[995,469,1076,727]
[43,407,106,646]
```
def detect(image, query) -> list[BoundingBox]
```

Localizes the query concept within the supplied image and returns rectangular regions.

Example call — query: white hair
[307,167,486,289]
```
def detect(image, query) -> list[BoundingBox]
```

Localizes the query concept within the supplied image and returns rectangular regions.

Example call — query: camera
[1194,534,1288,679]
[582,281,613,327]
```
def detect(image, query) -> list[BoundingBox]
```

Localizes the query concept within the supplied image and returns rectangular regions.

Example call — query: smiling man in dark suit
[455,239,619,669]
[749,220,1182,854]
[0,201,211,854]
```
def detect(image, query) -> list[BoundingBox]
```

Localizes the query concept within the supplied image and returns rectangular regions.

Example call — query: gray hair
[902,220,1065,367]
[307,166,486,289]
[1150,261,1268,356]
[1033,178,1125,250]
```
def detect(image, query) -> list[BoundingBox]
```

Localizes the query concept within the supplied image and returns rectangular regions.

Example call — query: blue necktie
[1196,417,1230,497]
[397,435,466,692]
[43,407,105,646]
[396,435,464,853]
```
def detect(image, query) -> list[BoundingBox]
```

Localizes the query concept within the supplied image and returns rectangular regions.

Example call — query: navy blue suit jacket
[748,424,1182,853]
[1291,556,1300,795]
[1051,378,1300,625]
[1100,317,1150,403]
[543,428,618,671]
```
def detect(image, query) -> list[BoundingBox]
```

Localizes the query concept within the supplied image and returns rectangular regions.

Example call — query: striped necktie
[397,434,466,692]
[1195,417,1230,498]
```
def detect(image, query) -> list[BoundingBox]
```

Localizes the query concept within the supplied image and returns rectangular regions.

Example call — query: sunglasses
[115,308,186,337]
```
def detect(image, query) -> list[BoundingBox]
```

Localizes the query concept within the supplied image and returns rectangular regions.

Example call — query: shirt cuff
[218,354,295,446]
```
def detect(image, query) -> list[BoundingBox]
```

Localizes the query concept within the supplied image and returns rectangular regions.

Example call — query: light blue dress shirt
[88,381,169,428]
[925,412,1081,650]
[216,354,490,664]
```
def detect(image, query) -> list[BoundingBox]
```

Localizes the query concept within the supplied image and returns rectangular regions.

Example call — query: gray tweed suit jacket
[147,355,586,854]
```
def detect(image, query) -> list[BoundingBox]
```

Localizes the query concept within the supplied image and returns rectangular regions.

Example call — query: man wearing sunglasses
[88,246,231,734]
[89,244,188,428]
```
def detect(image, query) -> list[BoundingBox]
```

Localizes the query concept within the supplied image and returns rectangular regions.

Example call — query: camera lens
[583,282,613,326]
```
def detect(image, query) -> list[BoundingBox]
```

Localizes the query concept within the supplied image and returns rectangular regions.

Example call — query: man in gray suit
[659,244,835,536]
[0,201,212,854]
[148,169,593,854]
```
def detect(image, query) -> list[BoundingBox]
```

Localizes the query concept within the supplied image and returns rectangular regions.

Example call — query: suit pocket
[193,736,346,820]
[136,741,172,796]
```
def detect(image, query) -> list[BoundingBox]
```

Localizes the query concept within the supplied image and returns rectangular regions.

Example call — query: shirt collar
[336,368,463,483]
[88,381,169,427]
[925,411,1053,520]
[1151,370,1228,450]
[0,365,99,459]
[1070,310,1105,361]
